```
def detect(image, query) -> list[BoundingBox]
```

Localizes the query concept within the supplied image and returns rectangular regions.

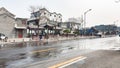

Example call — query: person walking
[39,34,42,40]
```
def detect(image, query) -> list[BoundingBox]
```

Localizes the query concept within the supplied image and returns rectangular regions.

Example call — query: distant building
[61,17,82,34]
[94,24,117,35]
[68,17,81,23]
[67,17,82,30]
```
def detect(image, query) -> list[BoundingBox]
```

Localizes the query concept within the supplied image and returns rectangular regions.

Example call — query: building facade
[60,17,82,34]
[27,8,62,36]
[67,17,82,30]
[15,18,27,38]
[94,24,117,35]
[0,7,27,38]
[0,7,16,38]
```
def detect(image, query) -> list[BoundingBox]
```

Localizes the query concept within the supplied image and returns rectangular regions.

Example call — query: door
[18,30,23,38]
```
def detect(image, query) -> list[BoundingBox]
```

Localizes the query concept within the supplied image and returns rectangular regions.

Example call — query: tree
[28,5,42,13]
[63,29,71,36]
[63,29,71,34]
[28,6,37,13]
[73,30,80,35]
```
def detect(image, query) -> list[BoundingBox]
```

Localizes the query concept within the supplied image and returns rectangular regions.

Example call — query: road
[66,50,120,68]
[0,36,120,68]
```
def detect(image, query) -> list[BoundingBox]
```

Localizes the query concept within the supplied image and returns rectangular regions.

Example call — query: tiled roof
[0,7,15,17]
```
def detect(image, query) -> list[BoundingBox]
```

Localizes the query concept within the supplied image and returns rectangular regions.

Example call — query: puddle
[0,58,9,68]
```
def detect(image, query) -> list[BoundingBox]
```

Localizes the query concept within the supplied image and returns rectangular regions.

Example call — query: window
[34,13,37,17]
[54,15,56,17]
[44,12,46,15]
[50,14,52,16]
[60,19,62,21]
[37,13,40,17]
[22,20,26,25]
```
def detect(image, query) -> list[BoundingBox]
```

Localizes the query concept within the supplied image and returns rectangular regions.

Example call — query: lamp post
[83,9,92,35]
[84,9,92,28]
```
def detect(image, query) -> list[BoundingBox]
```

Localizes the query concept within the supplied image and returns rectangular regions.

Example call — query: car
[0,33,8,41]
[93,33,102,37]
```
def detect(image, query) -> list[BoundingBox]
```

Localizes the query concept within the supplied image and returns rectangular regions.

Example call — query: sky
[0,0,120,27]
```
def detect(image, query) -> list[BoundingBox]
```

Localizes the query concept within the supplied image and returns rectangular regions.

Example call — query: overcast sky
[0,0,120,27]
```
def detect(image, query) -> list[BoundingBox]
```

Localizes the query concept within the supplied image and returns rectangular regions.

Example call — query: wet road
[65,50,120,68]
[0,36,119,68]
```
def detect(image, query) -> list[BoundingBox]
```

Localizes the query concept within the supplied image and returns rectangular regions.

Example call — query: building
[15,18,27,38]
[0,7,27,38]
[94,24,117,35]
[50,12,62,22]
[67,17,82,30]
[61,17,82,34]
[0,7,16,38]
[27,8,62,36]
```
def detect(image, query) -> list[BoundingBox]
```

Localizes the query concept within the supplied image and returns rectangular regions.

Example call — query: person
[40,30,46,40]
[5,37,8,42]
[39,34,42,40]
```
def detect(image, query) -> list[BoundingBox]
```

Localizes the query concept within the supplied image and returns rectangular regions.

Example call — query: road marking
[48,56,86,68]
[30,48,56,54]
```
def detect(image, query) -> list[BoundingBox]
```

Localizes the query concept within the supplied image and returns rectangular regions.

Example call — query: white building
[29,8,62,25]
[67,17,82,30]
[68,17,82,23]
[27,8,63,36]
[50,12,62,22]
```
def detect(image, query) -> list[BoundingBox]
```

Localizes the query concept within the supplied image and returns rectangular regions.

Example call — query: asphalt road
[66,50,120,68]
[21,50,120,68]
[0,36,120,68]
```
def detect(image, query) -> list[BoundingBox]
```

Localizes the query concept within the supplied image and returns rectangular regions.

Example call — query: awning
[28,26,44,30]
[15,26,26,29]
[54,27,62,30]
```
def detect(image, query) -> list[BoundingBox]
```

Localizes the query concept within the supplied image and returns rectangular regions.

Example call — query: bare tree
[28,5,37,13]
[28,5,43,13]
[36,5,42,10]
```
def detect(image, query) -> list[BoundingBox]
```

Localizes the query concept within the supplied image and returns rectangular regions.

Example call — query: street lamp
[83,9,92,35]
[84,9,92,28]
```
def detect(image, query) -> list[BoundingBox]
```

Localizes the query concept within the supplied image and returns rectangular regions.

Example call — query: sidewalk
[46,36,97,43]
[0,38,32,45]
[0,36,97,45]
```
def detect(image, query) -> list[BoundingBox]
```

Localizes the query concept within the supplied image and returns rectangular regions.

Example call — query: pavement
[0,36,97,45]
[0,38,31,45]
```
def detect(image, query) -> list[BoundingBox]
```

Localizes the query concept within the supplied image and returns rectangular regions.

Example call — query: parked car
[93,33,102,37]
[0,33,8,41]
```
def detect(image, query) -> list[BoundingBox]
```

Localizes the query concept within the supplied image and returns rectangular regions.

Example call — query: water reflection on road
[0,36,119,68]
